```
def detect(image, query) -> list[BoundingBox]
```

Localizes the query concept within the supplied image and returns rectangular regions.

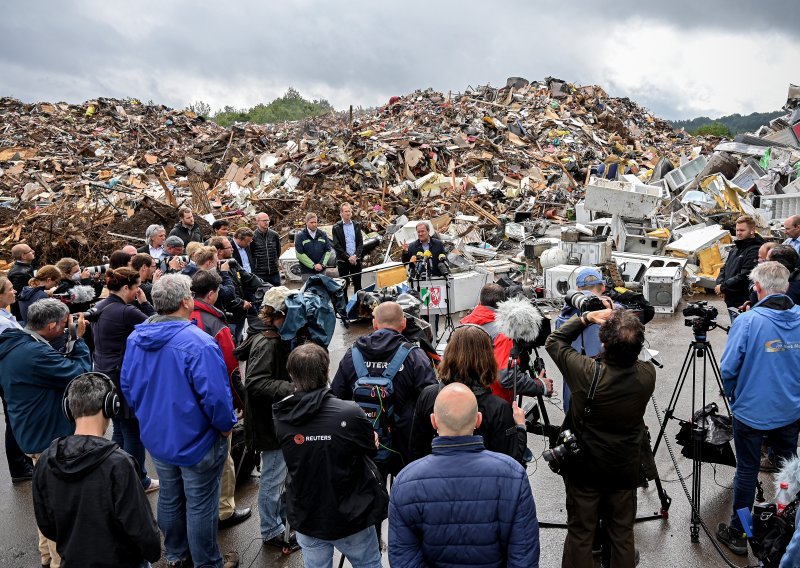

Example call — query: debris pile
[2,77,694,263]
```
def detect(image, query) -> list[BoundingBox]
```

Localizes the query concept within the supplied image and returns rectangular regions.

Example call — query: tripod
[436,274,456,346]
[651,318,731,543]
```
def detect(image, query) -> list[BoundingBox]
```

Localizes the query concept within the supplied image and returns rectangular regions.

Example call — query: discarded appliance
[761,193,800,221]
[664,156,708,193]
[544,264,588,299]
[584,176,663,218]
[558,239,612,266]
[643,266,683,314]
[615,220,668,255]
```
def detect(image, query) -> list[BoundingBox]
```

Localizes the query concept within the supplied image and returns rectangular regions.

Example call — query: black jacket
[273,388,389,540]
[410,382,527,464]
[168,222,203,247]
[234,330,292,452]
[251,228,281,278]
[229,237,255,272]
[91,295,155,418]
[331,328,437,470]
[331,220,364,261]
[32,435,161,567]
[545,315,656,489]
[401,237,447,277]
[717,234,765,307]
[7,261,34,319]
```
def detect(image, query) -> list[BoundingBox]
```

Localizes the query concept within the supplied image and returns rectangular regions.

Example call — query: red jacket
[460,305,545,403]
[190,299,243,410]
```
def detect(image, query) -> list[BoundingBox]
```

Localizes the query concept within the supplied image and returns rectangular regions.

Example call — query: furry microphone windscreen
[68,285,97,303]
[495,296,543,343]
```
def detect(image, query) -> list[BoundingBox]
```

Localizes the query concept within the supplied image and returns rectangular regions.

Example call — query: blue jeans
[264,272,282,287]
[296,526,382,568]
[153,436,228,566]
[730,417,800,530]
[259,449,287,540]
[228,322,245,344]
[112,416,151,487]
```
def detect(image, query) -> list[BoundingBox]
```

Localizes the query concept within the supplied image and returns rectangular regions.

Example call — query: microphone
[65,285,97,304]
[437,253,451,275]
[495,297,544,345]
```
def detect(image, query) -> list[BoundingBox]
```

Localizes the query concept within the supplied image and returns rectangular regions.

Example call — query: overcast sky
[1,1,798,120]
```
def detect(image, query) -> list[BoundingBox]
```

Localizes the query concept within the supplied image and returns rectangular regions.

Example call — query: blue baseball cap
[576,268,603,288]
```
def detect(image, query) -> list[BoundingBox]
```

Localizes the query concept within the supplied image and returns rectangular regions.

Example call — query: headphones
[62,372,121,423]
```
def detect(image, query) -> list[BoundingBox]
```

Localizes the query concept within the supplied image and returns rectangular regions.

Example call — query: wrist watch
[580,314,590,326]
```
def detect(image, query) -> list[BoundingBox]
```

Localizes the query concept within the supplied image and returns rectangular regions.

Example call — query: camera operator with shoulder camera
[545,308,655,568]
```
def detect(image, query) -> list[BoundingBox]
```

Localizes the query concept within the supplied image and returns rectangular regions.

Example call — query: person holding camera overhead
[90,267,159,494]
[545,308,655,568]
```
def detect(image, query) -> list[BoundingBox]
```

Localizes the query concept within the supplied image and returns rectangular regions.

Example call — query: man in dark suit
[332,203,364,294]
[401,222,446,278]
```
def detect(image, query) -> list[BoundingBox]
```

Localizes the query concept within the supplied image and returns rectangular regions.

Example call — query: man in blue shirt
[783,215,800,258]
[332,203,364,296]
[717,261,800,556]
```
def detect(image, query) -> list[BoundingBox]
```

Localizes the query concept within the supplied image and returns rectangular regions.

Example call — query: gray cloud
[1,1,797,119]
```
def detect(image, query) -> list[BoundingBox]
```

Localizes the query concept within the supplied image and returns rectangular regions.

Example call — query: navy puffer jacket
[389,435,540,568]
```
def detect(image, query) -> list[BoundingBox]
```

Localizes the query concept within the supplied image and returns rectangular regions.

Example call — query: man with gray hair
[137,223,166,259]
[0,299,91,568]
[717,261,800,556]
[121,274,239,567]
[251,212,282,286]
[389,383,540,567]
[156,235,188,274]
[32,372,161,567]
[294,212,332,281]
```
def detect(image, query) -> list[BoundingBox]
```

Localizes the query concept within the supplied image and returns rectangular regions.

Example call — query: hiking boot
[716,522,748,556]
[165,558,191,568]
[760,456,779,473]
[223,551,239,568]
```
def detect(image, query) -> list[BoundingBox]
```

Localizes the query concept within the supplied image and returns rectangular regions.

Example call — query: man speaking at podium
[402,222,447,278]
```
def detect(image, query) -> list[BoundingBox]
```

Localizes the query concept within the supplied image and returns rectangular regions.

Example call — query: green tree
[209,89,334,127]
[692,122,731,137]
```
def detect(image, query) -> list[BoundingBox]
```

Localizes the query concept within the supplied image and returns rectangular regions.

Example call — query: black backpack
[751,494,799,567]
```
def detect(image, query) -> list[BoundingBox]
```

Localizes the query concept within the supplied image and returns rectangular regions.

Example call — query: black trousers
[563,479,637,568]
[337,259,363,294]
[0,388,33,476]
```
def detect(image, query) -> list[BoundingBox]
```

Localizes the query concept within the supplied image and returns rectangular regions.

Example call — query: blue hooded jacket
[721,294,800,430]
[120,319,236,466]
[0,329,91,454]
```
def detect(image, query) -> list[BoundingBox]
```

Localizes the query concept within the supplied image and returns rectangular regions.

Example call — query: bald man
[783,215,800,256]
[7,244,36,319]
[331,301,436,475]
[389,383,540,567]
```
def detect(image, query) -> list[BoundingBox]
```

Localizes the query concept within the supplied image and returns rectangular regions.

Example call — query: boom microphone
[496,296,544,344]
[65,285,97,304]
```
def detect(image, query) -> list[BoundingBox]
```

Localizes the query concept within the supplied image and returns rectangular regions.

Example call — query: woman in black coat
[409,324,528,464]
[91,267,158,491]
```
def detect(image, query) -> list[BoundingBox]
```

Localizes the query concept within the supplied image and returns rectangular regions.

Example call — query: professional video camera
[682,300,719,334]
[541,429,581,474]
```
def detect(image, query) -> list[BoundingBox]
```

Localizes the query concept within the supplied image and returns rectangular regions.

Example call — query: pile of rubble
[2,76,698,264]
[1,77,798,309]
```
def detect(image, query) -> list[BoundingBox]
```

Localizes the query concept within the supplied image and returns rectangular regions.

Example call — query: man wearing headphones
[32,373,161,567]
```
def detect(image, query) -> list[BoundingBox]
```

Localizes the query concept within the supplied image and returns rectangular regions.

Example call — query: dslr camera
[541,429,581,474]
[564,290,607,314]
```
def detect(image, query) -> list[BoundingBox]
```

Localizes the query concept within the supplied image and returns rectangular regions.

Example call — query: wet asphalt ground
[0,292,783,567]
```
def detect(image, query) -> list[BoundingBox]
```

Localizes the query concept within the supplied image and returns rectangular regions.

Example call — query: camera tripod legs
[651,337,731,543]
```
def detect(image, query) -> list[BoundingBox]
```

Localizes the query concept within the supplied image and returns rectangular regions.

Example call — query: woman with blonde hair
[409,324,528,464]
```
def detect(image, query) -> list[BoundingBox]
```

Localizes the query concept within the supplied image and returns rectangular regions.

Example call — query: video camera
[682,300,719,335]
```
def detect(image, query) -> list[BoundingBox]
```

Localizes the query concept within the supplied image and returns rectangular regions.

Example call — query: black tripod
[651,317,731,543]
[436,274,456,346]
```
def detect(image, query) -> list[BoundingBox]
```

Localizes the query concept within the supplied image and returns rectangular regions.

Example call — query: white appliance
[544,264,589,299]
[558,239,612,266]
[643,266,683,313]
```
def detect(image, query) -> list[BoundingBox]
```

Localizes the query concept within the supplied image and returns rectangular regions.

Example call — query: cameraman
[555,268,614,412]
[545,308,655,568]
[716,261,800,556]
